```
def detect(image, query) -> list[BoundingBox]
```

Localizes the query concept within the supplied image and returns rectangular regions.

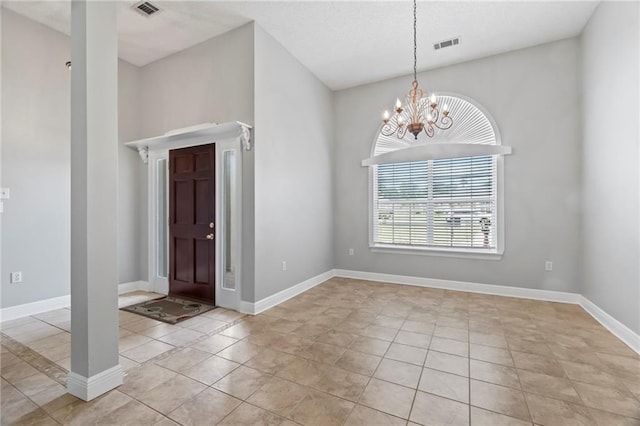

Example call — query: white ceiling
[2,1,599,90]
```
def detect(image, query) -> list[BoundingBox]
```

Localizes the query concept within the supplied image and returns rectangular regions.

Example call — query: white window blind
[373,155,497,250]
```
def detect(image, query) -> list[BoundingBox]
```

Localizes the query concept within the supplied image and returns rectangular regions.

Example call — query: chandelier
[381,0,453,140]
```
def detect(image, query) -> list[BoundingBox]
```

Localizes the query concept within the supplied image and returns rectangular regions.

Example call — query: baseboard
[239,270,335,315]
[118,281,150,294]
[67,364,123,401]
[333,269,581,304]
[580,296,640,354]
[0,281,150,322]
[238,300,255,315]
[334,269,639,354]
[238,268,580,315]
[0,295,71,323]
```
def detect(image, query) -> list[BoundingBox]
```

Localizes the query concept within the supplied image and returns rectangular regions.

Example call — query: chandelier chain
[413,0,417,83]
[380,0,453,139]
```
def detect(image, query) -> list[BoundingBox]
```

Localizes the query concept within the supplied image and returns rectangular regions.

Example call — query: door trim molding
[128,122,251,311]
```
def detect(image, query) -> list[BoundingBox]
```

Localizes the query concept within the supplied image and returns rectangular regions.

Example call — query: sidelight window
[157,158,168,278]
[222,150,236,290]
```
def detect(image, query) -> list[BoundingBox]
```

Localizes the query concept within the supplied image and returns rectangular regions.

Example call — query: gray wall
[333,38,583,293]
[117,61,143,284]
[581,2,640,333]
[137,24,255,139]
[253,25,334,302]
[1,9,70,307]
[136,23,255,301]
[1,8,144,308]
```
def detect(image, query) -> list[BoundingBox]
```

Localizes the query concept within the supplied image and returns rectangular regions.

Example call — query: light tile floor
[1,279,639,425]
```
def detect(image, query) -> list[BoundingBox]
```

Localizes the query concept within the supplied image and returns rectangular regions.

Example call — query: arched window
[363,94,510,256]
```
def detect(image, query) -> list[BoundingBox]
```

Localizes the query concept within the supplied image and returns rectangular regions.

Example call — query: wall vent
[434,36,461,50]
[132,1,161,17]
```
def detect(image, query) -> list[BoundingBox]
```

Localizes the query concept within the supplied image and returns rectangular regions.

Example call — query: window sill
[369,244,503,260]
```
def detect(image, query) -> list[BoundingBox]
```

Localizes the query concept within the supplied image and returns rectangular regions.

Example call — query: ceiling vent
[434,36,461,51]
[132,1,161,17]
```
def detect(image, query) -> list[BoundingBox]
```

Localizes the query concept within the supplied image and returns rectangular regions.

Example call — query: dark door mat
[121,296,216,324]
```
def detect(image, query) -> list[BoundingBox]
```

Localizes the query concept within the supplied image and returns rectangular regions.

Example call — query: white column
[68,0,121,401]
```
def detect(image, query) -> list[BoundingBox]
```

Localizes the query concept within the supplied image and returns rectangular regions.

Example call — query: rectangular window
[373,156,497,251]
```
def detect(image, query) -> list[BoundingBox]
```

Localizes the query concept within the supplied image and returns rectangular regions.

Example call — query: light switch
[0,188,9,199]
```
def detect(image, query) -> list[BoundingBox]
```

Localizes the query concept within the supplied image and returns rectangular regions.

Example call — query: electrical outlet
[10,271,22,283]
[545,261,553,271]
[282,261,287,271]
[348,248,354,256]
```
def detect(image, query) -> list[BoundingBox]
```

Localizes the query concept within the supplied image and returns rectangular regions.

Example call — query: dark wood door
[169,144,216,303]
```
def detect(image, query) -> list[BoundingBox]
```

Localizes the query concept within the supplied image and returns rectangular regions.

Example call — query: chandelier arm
[431,106,440,123]
[425,124,435,138]
[381,124,396,137]
[434,116,453,130]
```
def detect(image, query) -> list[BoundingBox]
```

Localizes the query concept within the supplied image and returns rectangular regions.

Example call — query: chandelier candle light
[381,0,453,140]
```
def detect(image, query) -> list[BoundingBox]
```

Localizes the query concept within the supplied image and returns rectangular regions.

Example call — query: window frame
[367,94,505,259]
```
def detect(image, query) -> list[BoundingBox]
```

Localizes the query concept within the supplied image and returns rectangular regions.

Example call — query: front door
[169,144,216,303]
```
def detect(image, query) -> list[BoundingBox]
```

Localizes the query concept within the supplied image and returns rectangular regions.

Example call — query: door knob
[206,233,214,240]
[209,222,214,229]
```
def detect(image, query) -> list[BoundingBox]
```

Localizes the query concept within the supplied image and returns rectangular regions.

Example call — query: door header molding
[126,121,253,163]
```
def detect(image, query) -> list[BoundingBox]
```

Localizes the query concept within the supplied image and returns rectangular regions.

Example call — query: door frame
[129,122,251,311]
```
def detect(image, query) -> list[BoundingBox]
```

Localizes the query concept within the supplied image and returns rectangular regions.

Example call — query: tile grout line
[118,386,185,424]
[211,347,350,424]
[507,315,622,421]
[308,309,386,425]
[212,319,557,425]
[506,315,537,425]
[0,332,68,385]
[156,312,350,425]
[349,309,404,423]
[0,369,63,425]
[127,314,248,370]
[403,311,430,425]
[467,304,472,426]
